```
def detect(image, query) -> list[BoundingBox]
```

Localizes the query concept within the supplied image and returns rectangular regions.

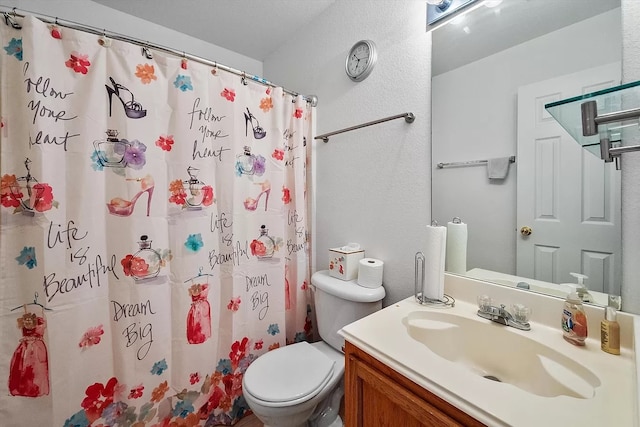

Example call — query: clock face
[345,40,377,82]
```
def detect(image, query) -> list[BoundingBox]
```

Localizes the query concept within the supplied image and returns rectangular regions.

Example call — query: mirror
[431,0,622,308]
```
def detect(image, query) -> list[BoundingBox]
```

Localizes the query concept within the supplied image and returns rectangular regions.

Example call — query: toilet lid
[243,341,335,403]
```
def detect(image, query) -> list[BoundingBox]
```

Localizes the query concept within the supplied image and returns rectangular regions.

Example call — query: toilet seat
[243,341,335,405]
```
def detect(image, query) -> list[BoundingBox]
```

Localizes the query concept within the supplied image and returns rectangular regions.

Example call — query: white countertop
[339,274,639,427]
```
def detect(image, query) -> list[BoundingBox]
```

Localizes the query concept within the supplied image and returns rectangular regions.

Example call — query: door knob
[520,226,532,236]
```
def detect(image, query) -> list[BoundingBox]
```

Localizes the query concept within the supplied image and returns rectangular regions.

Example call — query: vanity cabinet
[344,341,485,427]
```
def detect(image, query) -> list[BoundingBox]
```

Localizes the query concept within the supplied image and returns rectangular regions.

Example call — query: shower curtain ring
[241,72,248,86]
[181,52,188,70]
[211,62,218,76]
[98,30,111,47]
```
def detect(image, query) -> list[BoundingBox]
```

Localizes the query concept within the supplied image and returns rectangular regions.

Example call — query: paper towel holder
[414,251,455,307]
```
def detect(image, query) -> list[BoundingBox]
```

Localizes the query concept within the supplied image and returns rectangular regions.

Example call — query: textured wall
[264,0,432,305]
[1,0,262,75]
[621,0,640,314]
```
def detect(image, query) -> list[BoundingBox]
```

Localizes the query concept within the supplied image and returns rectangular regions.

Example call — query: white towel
[487,157,511,179]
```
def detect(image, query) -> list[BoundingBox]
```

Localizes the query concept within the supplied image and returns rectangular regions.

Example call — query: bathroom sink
[402,311,601,399]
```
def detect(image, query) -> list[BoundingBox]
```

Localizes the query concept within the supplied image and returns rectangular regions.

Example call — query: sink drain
[483,375,501,382]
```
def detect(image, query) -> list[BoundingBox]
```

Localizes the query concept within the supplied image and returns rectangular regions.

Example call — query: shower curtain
[0,15,313,426]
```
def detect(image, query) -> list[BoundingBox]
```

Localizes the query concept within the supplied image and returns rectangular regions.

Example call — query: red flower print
[31,183,54,212]
[168,179,188,206]
[260,97,273,112]
[301,280,308,290]
[282,186,291,204]
[222,372,243,399]
[227,297,241,312]
[65,51,91,74]
[272,149,284,161]
[79,324,104,348]
[229,337,249,369]
[81,377,118,423]
[128,384,144,399]
[266,87,272,95]
[254,339,263,350]
[190,372,200,385]
[202,185,214,206]
[151,381,169,403]
[135,64,157,84]
[293,108,303,119]
[121,255,150,277]
[250,239,267,257]
[1,174,22,208]
[220,88,236,102]
[155,135,174,152]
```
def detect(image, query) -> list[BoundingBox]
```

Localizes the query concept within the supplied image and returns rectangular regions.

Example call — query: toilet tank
[311,270,385,352]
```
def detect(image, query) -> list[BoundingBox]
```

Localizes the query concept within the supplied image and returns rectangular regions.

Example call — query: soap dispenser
[563,272,593,303]
[562,284,588,346]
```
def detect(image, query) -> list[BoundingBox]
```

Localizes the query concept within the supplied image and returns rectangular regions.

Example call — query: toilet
[242,269,385,427]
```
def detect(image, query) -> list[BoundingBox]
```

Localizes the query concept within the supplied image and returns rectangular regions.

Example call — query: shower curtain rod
[0,6,318,106]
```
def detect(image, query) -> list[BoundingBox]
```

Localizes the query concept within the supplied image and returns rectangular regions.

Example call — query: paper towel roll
[424,225,446,301]
[357,258,384,288]
[446,220,468,274]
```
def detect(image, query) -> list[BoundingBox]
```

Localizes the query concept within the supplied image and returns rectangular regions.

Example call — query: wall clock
[345,40,377,82]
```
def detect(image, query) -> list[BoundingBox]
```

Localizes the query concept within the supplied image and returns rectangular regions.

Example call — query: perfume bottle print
[93,129,131,168]
[169,167,215,210]
[235,146,266,177]
[250,225,276,259]
[1,158,57,215]
[105,77,147,119]
[122,235,162,281]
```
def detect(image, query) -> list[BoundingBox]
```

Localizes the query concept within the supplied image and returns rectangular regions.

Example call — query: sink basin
[403,311,601,399]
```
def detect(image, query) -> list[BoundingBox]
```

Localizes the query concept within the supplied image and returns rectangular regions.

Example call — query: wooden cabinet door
[344,342,485,427]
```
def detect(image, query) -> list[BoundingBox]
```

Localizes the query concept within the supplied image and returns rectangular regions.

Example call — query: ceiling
[92,0,620,73]
[91,0,336,61]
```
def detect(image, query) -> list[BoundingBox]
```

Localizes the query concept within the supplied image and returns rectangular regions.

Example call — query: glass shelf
[545,80,640,157]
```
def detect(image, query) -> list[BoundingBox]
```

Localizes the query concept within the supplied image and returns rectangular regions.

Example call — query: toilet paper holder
[414,251,455,307]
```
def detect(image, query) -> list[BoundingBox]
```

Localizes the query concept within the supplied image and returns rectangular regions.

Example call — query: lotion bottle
[600,306,621,355]
[561,285,588,346]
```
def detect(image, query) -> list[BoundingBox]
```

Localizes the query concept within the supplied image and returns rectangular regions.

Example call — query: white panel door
[516,63,621,294]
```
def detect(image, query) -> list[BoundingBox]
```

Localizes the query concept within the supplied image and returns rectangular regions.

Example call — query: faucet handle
[477,295,492,311]
[511,303,531,324]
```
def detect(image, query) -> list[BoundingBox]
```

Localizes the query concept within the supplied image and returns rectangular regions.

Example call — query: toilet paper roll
[357,258,384,288]
[424,225,446,301]
[446,220,468,274]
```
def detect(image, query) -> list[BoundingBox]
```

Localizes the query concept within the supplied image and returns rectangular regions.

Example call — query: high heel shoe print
[244,108,266,139]
[105,77,147,119]
[107,175,154,216]
[244,180,270,211]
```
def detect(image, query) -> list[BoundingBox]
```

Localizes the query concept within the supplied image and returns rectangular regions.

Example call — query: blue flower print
[4,38,22,61]
[172,400,195,418]
[184,233,203,253]
[267,323,280,336]
[151,358,168,375]
[174,74,193,92]
[102,401,132,425]
[16,246,37,269]
[216,358,232,375]
[63,409,90,427]
[90,150,105,171]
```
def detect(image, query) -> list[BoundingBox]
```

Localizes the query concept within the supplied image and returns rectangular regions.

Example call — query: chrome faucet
[477,296,531,331]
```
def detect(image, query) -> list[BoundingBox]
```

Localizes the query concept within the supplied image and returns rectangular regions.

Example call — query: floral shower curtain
[0,15,312,426]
